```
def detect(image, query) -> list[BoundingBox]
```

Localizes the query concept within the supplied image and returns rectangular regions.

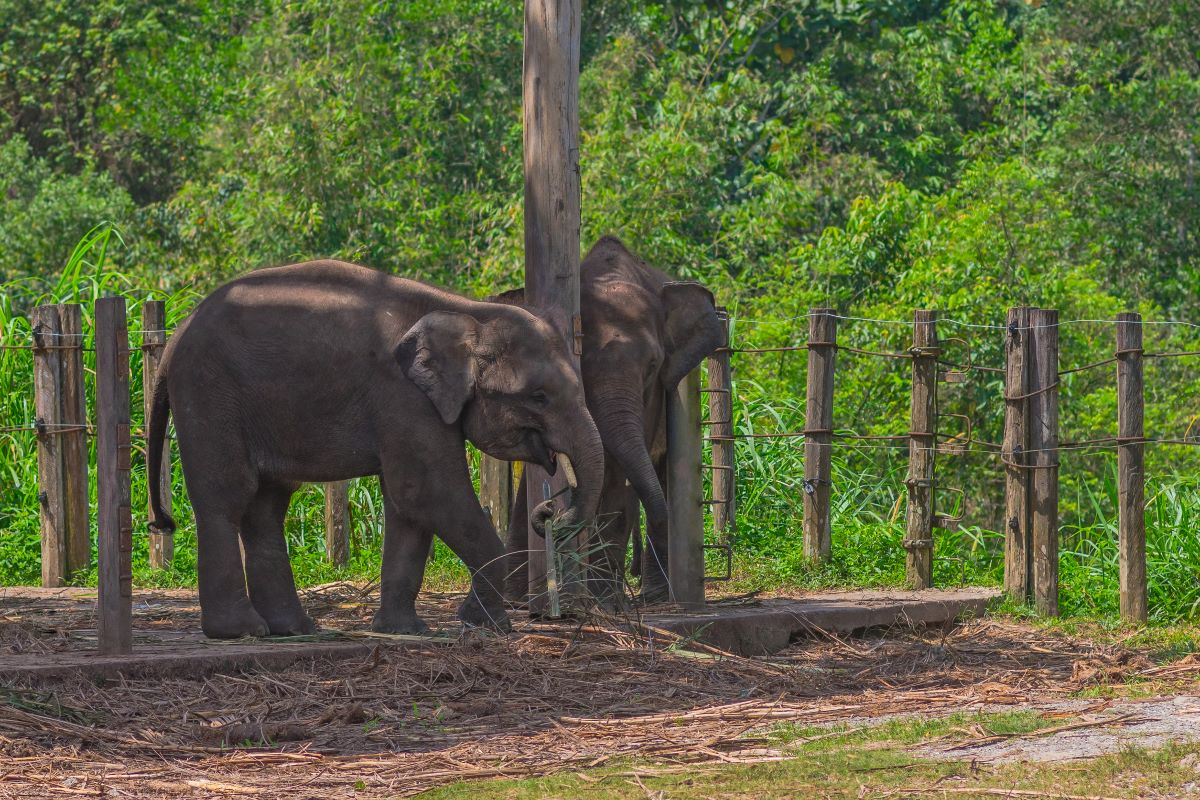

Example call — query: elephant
[146,260,604,639]
[495,236,725,604]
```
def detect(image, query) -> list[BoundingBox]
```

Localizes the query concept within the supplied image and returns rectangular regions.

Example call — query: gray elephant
[496,236,724,604]
[147,260,603,639]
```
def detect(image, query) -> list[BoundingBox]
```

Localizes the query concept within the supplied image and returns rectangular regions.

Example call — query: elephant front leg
[373,481,434,635]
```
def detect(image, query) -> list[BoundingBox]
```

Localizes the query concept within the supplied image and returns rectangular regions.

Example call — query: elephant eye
[530,389,549,406]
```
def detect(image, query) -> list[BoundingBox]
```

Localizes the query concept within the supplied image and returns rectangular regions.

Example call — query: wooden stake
[523,0,582,614]
[905,310,938,589]
[667,367,705,608]
[1003,307,1032,602]
[1029,308,1059,617]
[60,305,90,577]
[32,305,68,588]
[803,309,837,562]
[1116,312,1147,623]
[706,308,735,537]
[96,297,133,654]
[324,481,350,567]
[142,300,172,569]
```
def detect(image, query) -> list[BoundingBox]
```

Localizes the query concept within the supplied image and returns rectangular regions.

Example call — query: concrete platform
[644,588,1000,656]
[0,586,999,680]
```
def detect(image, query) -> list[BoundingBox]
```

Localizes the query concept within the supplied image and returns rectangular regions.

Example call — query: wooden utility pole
[1116,312,1147,623]
[142,301,172,569]
[1029,308,1059,617]
[667,368,705,608]
[523,0,582,614]
[480,456,514,534]
[803,309,837,561]
[324,481,350,567]
[706,308,735,536]
[1003,307,1032,602]
[96,297,133,655]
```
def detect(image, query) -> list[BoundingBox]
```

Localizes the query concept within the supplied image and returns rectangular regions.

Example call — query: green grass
[419,711,1200,799]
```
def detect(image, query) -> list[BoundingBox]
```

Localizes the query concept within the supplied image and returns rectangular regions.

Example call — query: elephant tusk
[556,452,578,489]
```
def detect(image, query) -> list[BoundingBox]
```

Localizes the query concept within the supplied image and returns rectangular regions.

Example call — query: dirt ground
[0,584,1197,798]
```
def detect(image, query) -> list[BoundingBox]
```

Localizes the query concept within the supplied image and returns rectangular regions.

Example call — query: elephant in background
[147,260,604,638]
[496,236,725,604]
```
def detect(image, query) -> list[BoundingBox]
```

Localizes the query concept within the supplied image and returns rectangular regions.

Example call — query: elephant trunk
[539,411,605,534]
[592,381,668,537]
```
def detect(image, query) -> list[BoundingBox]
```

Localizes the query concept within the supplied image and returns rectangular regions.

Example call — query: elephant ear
[395,311,481,425]
[660,281,724,391]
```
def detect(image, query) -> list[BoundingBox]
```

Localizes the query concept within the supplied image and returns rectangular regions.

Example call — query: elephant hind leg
[242,482,315,636]
[372,478,434,635]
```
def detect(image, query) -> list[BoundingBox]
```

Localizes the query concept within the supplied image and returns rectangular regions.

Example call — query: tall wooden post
[1029,308,1059,617]
[667,367,705,608]
[803,309,837,562]
[706,308,735,536]
[480,456,514,533]
[1116,312,1147,623]
[32,305,68,587]
[142,301,173,569]
[1003,307,1032,602]
[60,305,89,577]
[523,0,582,614]
[324,481,350,567]
[96,297,133,655]
[905,310,938,589]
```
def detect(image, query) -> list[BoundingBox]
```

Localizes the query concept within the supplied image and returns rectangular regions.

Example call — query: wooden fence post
[480,456,514,534]
[1003,307,1032,602]
[1029,308,1059,617]
[32,306,68,587]
[667,366,705,608]
[1116,312,1147,623]
[324,481,350,567]
[905,310,938,589]
[803,309,837,562]
[706,308,735,537]
[96,297,133,654]
[60,305,89,577]
[142,300,173,569]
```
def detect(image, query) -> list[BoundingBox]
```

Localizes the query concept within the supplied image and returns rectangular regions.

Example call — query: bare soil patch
[0,584,1192,798]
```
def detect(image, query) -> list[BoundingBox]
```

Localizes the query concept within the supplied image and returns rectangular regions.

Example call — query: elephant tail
[146,364,176,535]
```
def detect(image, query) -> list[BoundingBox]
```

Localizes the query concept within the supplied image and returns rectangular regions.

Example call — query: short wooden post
[1029,308,1059,617]
[803,309,837,562]
[905,310,938,589]
[480,456,514,534]
[324,481,350,567]
[1116,312,1147,623]
[32,306,68,587]
[142,301,172,569]
[667,366,705,608]
[60,305,89,577]
[706,308,735,537]
[1003,307,1033,602]
[96,297,133,654]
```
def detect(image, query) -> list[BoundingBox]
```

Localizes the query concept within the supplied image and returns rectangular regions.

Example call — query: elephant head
[396,306,604,531]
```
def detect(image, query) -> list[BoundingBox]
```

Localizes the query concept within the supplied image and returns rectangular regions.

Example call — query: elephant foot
[458,593,511,633]
[637,582,671,606]
[263,609,318,636]
[371,609,431,636]
[201,602,270,639]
